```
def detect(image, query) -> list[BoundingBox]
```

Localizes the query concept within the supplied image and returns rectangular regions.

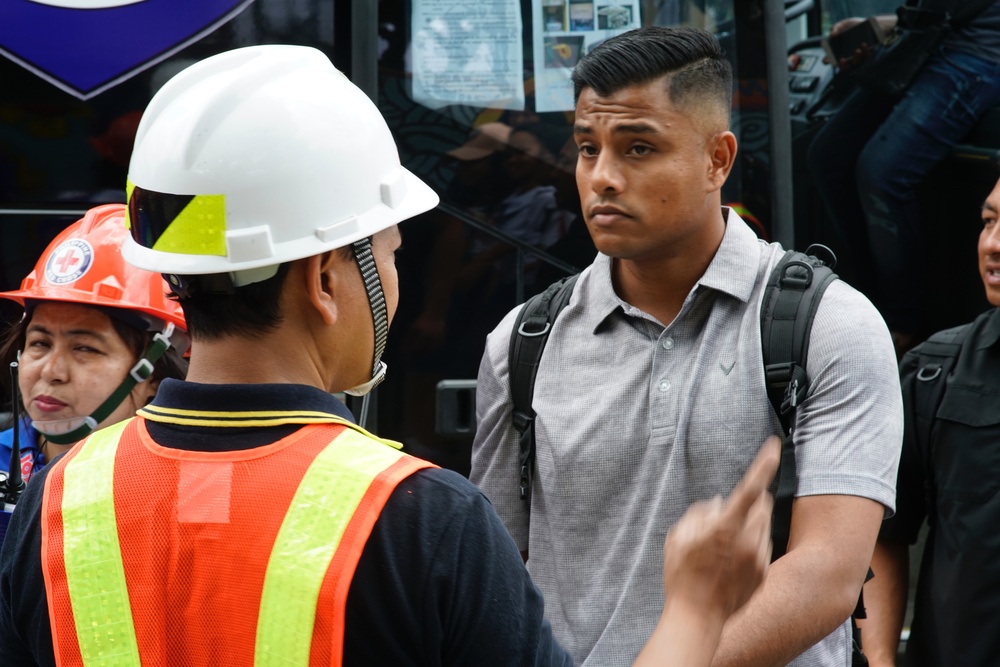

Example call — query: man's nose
[985,223,1000,253]
[588,152,625,193]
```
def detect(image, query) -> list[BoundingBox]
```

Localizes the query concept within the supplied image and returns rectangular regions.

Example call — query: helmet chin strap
[344,237,389,400]
[34,323,184,445]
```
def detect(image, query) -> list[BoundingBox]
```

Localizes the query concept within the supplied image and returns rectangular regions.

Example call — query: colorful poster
[411,0,525,111]
[0,0,254,100]
[533,0,641,112]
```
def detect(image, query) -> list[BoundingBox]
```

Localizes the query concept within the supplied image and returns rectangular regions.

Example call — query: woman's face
[18,302,157,436]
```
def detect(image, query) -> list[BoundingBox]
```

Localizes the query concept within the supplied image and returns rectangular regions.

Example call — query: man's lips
[33,395,68,413]
[983,256,1000,283]
[588,206,630,225]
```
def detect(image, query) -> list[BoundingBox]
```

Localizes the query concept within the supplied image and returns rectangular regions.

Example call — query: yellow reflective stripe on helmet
[255,428,404,667]
[151,194,227,256]
[61,419,141,667]
[124,179,136,230]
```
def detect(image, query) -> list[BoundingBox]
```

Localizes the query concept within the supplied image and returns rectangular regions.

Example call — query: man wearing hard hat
[0,45,778,667]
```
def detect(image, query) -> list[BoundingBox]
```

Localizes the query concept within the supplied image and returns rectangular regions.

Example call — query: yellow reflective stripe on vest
[60,419,140,667]
[255,428,405,667]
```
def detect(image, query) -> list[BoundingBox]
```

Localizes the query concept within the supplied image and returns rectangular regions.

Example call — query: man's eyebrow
[573,122,660,135]
[612,123,660,135]
[983,200,997,213]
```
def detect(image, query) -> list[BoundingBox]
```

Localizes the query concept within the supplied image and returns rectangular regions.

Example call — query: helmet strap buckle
[130,358,155,383]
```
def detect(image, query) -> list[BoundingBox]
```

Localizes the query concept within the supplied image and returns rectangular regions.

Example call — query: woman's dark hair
[0,305,188,424]
[570,25,732,120]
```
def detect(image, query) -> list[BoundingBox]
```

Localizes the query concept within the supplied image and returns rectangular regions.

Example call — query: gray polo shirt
[471,209,902,667]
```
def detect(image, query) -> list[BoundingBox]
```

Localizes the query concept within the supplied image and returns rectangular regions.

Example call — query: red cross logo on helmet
[44,239,94,285]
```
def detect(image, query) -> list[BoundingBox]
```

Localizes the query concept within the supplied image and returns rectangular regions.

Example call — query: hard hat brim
[122,167,439,276]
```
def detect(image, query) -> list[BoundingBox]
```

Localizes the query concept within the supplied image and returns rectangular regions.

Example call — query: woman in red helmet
[0,204,188,482]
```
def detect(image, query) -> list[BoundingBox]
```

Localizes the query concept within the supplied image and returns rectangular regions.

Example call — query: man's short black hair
[570,25,732,121]
[176,263,292,340]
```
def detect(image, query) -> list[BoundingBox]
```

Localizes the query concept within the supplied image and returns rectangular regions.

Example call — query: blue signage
[0,0,254,99]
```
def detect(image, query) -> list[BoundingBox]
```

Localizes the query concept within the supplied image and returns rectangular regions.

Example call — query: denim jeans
[807,46,1000,334]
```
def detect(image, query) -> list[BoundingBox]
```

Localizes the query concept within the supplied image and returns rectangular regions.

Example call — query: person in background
[0,204,188,482]
[807,0,1000,355]
[858,174,1000,667]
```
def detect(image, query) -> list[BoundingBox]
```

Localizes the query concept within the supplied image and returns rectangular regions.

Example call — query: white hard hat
[123,44,439,283]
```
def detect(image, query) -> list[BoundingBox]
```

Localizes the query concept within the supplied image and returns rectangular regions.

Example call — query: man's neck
[184,335,332,390]
[612,211,726,326]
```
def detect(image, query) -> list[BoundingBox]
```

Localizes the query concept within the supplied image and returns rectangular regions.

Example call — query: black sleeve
[880,349,929,544]
[0,465,55,667]
[344,468,572,667]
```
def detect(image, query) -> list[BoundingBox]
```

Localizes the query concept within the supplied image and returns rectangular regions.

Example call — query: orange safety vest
[41,415,433,667]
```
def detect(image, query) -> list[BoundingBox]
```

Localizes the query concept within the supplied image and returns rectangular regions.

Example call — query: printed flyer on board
[411,0,525,110]
[533,0,641,112]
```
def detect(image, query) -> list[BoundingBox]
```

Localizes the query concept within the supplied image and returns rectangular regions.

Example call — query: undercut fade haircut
[175,262,293,340]
[571,26,732,122]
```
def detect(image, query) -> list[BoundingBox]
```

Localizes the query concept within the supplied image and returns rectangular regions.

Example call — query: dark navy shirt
[881,308,1000,667]
[0,380,571,666]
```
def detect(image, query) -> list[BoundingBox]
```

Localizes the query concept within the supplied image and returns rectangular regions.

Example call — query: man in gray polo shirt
[471,25,903,667]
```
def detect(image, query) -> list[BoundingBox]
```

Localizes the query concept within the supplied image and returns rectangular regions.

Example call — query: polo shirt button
[661,337,674,350]
[658,379,671,392]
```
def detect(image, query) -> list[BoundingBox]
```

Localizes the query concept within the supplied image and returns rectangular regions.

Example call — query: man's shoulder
[802,278,897,380]
[900,309,1000,397]
[372,464,517,568]
[397,463,485,496]
[916,308,998,352]
[385,465,492,522]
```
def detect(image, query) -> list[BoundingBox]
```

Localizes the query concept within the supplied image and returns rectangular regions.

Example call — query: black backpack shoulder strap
[909,322,972,514]
[758,247,877,663]
[759,245,839,559]
[509,273,579,501]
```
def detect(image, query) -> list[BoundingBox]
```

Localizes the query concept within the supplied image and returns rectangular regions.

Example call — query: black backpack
[508,245,838,558]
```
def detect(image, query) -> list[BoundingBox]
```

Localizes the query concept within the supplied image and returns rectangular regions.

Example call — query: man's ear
[303,250,341,326]
[706,130,738,191]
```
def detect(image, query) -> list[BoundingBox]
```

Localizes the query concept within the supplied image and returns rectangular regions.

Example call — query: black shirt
[881,308,1000,667]
[0,380,571,666]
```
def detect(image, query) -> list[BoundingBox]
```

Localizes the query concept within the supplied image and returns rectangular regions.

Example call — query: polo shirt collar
[585,254,623,332]
[696,207,762,303]
[586,207,762,332]
[151,378,357,423]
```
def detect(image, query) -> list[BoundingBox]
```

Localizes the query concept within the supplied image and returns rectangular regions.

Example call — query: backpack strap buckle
[511,410,533,434]
[765,361,795,388]
[916,364,943,382]
[517,321,551,337]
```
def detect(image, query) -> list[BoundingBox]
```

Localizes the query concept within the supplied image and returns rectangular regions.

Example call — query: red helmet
[0,203,186,333]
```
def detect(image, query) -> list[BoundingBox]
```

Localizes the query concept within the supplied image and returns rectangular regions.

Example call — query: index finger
[723,436,781,521]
